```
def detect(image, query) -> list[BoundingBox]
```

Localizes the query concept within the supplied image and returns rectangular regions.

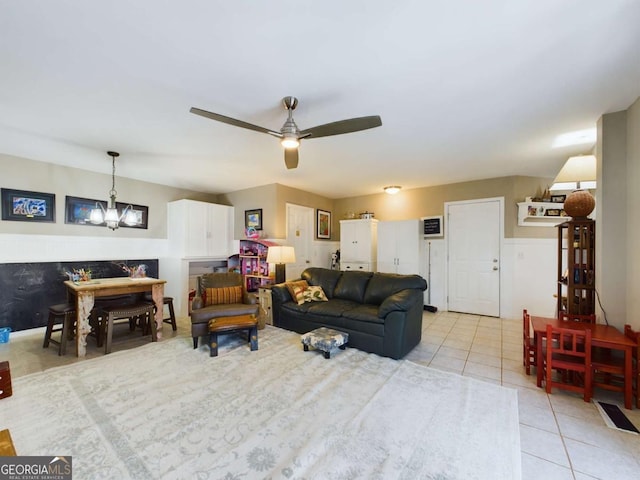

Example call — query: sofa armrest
[378,289,422,318]
[192,295,204,310]
[271,284,292,304]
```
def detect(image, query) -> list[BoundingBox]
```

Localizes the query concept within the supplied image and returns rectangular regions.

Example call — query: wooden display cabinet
[556,219,595,316]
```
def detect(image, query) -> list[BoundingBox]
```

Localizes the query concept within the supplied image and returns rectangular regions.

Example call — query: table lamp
[266,246,296,284]
[551,154,596,219]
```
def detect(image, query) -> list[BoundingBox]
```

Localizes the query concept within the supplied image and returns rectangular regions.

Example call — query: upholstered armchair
[189,272,259,348]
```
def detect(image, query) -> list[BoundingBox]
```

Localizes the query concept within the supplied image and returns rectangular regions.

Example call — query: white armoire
[339,219,378,271]
[162,199,235,317]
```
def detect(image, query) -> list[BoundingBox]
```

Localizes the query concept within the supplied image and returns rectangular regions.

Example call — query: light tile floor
[405,310,640,480]
[2,310,640,479]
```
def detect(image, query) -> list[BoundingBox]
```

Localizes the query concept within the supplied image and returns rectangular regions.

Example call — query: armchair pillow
[204,286,243,306]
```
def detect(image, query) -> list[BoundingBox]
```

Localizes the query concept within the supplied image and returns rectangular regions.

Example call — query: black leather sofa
[271,267,427,359]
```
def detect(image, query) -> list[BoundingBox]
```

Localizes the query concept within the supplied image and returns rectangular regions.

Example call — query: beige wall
[221,175,557,242]
[0,154,220,238]
[333,175,555,239]
[595,96,640,330]
[221,183,334,239]
[596,111,628,328]
[625,97,640,326]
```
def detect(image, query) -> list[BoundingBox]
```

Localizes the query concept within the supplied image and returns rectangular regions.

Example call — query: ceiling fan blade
[190,107,281,137]
[284,148,299,170]
[300,115,382,139]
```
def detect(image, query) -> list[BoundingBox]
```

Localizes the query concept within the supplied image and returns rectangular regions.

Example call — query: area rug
[0,327,521,479]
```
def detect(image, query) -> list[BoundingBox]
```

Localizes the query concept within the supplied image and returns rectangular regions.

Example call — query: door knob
[493,266,499,271]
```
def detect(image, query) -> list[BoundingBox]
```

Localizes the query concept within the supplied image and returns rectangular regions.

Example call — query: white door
[447,198,502,317]
[286,204,313,280]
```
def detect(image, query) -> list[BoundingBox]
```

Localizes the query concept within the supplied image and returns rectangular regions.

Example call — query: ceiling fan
[190,96,382,169]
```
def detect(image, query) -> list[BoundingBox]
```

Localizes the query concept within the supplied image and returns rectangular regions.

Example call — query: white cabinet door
[185,200,209,257]
[168,199,234,258]
[377,220,421,274]
[207,203,233,257]
[340,219,378,265]
[376,221,398,273]
[339,221,359,261]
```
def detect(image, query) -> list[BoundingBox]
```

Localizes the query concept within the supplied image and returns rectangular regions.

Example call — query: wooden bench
[208,314,258,357]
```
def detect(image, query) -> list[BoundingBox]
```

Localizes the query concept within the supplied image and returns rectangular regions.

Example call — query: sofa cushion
[301,268,342,299]
[363,273,427,305]
[342,304,384,324]
[305,298,360,317]
[190,303,259,324]
[204,286,243,306]
[333,271,373,303]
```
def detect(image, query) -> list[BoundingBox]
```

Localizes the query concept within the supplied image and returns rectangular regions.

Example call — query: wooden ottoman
[301,327,349,359]
[208,314,258,357]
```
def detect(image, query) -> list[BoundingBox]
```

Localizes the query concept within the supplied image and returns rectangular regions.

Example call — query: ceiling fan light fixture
[190,96,382,169]
[384,186,401,195]
[281,135,299,149]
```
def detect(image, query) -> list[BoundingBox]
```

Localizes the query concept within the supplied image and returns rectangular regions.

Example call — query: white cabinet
[377,219,422,274]
[339,219,378,271]
[163,199,235,317]
[168,199,234,258]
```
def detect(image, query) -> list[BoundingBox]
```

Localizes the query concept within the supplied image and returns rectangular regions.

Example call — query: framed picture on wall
[116,202,149,229]
[245,208,263,230]
[65,196,107,226]
[1,188,56,222]
[316,209,331,239]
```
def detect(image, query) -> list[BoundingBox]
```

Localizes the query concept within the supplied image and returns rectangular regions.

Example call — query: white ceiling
[1,1,639,199]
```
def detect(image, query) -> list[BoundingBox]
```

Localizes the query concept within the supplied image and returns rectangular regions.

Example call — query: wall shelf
[517,202,566,227]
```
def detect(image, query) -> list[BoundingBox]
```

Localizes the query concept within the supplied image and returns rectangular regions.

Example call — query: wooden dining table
[530,315,636,409]
[64,277,167,357]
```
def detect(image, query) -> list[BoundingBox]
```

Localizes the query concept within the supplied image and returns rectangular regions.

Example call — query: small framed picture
[422,215,444,238]
[545,209,562,217]
[527,206,538,216]
[116,202,149,229]
[1,188,56,222]
[65,196,106,225]
[316,209,331,239]
[245,208,263,230]
[551,194,566,203]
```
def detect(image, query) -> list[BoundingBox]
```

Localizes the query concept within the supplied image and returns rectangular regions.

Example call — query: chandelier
[89,151,138,230]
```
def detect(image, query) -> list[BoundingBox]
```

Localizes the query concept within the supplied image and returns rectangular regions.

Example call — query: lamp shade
[266,246,296,265]
[553,155,596,187]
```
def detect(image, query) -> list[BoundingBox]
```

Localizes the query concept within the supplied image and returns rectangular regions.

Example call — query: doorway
[285,203,314,280]
[446,197,503,317]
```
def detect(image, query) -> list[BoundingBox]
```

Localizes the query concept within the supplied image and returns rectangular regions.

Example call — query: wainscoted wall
[501,238,557,319]
[0,258,159,331]
[417,237,557,320]
[0,233,559,326]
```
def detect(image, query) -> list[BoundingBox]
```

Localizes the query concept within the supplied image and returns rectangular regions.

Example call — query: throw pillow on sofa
[292,285,328,305]
[204,286,243,306]
[303,286,328,303]
[285,280,309,300]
